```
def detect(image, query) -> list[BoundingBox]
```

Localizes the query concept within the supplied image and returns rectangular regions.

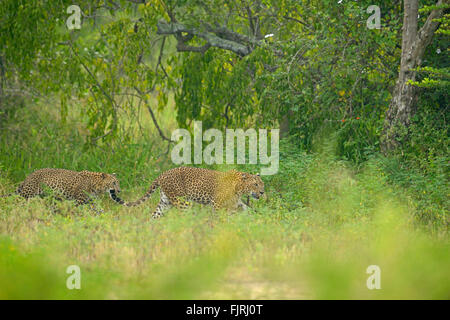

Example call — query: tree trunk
[280,110,294,138]
[381,0,446,153]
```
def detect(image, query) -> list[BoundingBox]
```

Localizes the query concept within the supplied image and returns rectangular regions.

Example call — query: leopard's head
[99,172,121,194]
[239,172,265,200]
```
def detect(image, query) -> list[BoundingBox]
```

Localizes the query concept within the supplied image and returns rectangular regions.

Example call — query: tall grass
[0,98,448,299]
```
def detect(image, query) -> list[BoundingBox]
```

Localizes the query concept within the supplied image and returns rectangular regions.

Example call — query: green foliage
[411,2,450,90]
[0,0,448,300]
[388,101,449,228]
[0,0,173,144]
[0,0,447,164]
[166,0,402,162]
[0,111,448,298]
[0,96,173,190]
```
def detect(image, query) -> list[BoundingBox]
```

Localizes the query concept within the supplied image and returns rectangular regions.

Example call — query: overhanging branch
[156,20,257,56]
[133,86,174,143]
[410,0,446,65]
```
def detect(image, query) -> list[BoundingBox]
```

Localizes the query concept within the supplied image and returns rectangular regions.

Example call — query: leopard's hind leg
[151,190,173,219]
[17,180,42,199]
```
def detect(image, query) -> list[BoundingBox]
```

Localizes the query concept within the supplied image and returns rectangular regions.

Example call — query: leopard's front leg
[237,198,250,211]
[151,190,172,219]
[76,192,103,215]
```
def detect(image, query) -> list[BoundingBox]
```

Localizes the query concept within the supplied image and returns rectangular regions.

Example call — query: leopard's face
[240,172,265,200]
[98,173,121,194]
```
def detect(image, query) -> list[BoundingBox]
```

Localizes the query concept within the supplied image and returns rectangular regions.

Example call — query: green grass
[0,99,448,299]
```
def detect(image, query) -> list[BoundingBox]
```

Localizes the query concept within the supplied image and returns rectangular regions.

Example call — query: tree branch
[156,20,256,56]
[133,86,174,143]
[410,0,446,65]
[68,40,118,142]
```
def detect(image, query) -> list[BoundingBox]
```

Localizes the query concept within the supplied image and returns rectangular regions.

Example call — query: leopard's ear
[112,173,117,177]
[240,172,251,180]
[101,172,108,179]
[256,173,260,177]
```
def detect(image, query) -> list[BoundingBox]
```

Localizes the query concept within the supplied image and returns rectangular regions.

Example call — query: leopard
[0,168,121,214]
[109,166,265,219]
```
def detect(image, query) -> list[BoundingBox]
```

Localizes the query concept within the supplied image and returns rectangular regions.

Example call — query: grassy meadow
[0,98,448,300]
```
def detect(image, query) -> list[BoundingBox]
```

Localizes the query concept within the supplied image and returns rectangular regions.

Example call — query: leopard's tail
[109,178,160,207]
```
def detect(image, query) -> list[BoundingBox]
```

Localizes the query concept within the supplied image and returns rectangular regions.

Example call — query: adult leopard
[0,168,121,213]
[109,166,264,218]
